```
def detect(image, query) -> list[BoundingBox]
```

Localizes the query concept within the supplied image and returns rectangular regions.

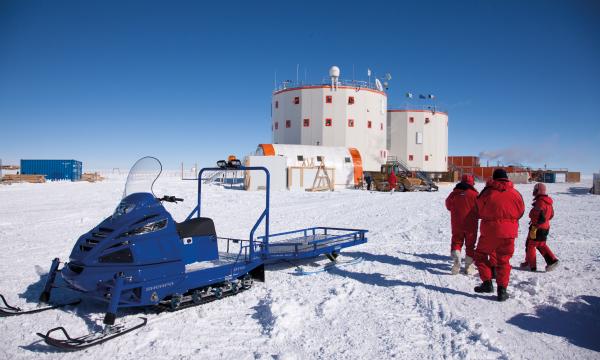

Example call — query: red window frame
[294,96,300,105]
[409,117,414,123]
[325,118,332,127]
[325,95,332,104]
[303,118,310,127]
[348,96,355,105]
[425,117,430,124]
[274,122,279,130]
[425,155,429,161]
[285,120,291,128]
[348,119,355,127]
[409,155,414,161]
[367,120,372,129]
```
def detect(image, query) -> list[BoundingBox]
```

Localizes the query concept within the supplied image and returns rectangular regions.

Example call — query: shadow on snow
[329,251,482,299]
[556,187,592,196]
[344,250,451,276]
[507,295,600,352]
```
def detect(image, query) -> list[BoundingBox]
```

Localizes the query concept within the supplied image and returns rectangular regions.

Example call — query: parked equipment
[1,156,367,351]
[368,161,438,192]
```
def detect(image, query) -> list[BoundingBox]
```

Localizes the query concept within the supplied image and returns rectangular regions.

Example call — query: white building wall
[255,144,359,188]
[272,86,387,172]
[387,110,448,173]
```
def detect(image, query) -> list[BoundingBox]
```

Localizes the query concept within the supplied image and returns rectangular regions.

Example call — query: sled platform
[259,227,367,261]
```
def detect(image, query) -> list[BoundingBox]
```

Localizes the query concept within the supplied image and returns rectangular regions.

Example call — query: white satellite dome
[329,66,340,78]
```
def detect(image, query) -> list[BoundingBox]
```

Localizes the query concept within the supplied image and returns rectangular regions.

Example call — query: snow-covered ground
[0,175,599,359]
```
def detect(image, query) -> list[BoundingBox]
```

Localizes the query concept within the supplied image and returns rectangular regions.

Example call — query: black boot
[546,259,559,272]
[497,286,509,301]
[474,280,494,293]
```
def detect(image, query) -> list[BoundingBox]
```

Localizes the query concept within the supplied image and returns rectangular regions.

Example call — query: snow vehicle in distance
[368,161,438,192]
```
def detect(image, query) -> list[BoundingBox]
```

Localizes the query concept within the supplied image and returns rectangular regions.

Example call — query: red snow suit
[529,195,554,231]
[474,179,525,287]
[445,182,479,257]
[525,195,558,268]
[388,172,397,191]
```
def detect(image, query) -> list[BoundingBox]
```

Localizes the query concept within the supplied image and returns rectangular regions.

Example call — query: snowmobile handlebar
[158,195,184,203]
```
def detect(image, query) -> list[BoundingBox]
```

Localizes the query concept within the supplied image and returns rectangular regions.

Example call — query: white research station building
[247,66,448,190]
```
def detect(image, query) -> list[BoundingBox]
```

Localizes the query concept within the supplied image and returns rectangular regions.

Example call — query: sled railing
[190,166,270,261]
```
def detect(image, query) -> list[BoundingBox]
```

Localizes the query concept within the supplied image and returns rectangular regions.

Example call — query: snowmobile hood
[109,193,163,226]
[68,192,178,266]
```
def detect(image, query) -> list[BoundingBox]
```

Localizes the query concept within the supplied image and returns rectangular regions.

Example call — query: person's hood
[534,194,553,206]
[486,178,514,192]
[454,182,477,192]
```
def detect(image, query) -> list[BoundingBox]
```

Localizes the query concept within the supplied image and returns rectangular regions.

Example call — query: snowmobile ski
[35,278,252,351]
[0,294,80,317]
[36,317,147,351]
[292,257,364,275]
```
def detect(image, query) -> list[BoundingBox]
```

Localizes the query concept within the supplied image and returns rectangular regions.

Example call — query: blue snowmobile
[2,157,266,349]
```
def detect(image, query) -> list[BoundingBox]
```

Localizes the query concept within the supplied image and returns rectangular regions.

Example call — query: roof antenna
[329,65,340,90]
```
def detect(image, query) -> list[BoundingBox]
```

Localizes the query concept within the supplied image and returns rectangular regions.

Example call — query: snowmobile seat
[175,217,216,238]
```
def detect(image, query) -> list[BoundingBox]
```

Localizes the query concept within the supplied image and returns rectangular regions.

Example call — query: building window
[325,118,332,127]
[274,122,279,130]
[348,119,355,127]
[344,157,351,163]
[425,117,430,124]
[367,120,372,129]
[409,117,414,123]
[325,95,332,104]
[348,96,355,105]
[425,155,429,161]
[409,155,414,161]
[380,123,383,130]
[303,118,310,127]
[285,120,291,128]
[275,101,278,109]
[297,155,304,161]
[294,96,300,105]
[316,156,323,162]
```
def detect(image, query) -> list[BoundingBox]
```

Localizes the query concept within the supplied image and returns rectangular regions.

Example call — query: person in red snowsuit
[473,169,525,301]
[388,171,397,193]
[522,183,559,271]
[445,174,479,274]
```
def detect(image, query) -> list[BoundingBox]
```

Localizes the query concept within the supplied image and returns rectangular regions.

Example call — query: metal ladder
[202,170,226,184]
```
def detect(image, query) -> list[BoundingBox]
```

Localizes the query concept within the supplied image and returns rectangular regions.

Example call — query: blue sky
[1,0,599,172]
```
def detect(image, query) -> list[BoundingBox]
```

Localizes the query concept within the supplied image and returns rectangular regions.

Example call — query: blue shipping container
[20,160,82,181]
[543,172,556,183]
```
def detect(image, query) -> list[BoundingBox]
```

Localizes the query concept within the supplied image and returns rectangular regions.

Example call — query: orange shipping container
[448,156,480,168]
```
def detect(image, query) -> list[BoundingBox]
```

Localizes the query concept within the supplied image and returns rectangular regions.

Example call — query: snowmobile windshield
[123,156,162,199]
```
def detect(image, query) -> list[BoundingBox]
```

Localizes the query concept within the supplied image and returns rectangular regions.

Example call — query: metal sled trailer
[260,227,367,262]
